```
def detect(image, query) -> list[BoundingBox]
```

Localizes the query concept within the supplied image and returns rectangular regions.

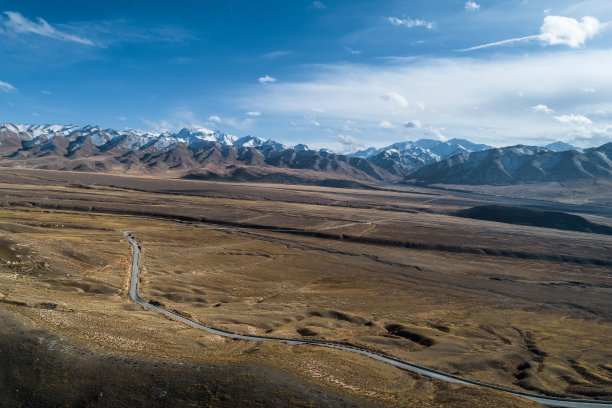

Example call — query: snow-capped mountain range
[0,123,297,152]
[350,138,494,176]
[0,123,604,186]
[409,143,612,185]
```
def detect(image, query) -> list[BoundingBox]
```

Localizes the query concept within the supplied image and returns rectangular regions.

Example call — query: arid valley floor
[0,168,610,407]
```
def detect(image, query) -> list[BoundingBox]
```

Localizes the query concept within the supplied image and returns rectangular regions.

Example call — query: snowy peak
[545,141,580,152]
[430,138,491,158]
[234,135,265,148]
[292,143,310,151]
[234,135,286,150]
[355,138,493,176]
[351,146,379,158]
[174,127,237,145]
[498,145,549,155]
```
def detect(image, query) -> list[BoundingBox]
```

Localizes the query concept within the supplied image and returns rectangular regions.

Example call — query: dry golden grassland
[0,208,537,407]
[137,227,612,398]
[0,168,610,406]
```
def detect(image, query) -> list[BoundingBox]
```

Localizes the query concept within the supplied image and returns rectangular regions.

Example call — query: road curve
[123,231,612,408]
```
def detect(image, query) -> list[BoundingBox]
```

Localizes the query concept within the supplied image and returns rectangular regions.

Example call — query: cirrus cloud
[1,11,94,45]
[0,80,16,92]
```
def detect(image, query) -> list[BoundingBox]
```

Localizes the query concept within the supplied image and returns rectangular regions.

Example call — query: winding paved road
[123,231,612,408]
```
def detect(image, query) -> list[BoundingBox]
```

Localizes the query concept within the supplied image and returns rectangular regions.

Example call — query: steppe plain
[0,168,610,407]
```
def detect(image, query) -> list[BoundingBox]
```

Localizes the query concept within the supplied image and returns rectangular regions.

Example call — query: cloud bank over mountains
[243,49,612,148]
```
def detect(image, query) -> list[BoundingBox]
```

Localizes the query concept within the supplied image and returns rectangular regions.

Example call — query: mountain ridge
[0,123,395,187]
[1,123,608,187]
[409,143,612,185]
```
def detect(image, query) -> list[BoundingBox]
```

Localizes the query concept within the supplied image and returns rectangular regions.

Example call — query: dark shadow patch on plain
[384,324,435,347]
[455,205,612,235]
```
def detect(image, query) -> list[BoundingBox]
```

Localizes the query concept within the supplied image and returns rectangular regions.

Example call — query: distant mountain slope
[352,138,492,176]
[409,143,612,185]
[2,123,607,187]
[0,123,394,186]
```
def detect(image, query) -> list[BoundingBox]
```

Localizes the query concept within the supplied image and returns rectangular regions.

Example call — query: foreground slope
[0,170,566,407]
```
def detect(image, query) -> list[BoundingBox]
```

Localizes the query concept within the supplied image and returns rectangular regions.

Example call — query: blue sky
[1,1,611,151]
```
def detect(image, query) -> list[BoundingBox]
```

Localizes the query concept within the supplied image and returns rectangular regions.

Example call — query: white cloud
[345,46,361,55]
[403,120,422,128]
[0,80,16,92]
[260,50,290,60]
[378,120,394,128]
[31,112,39,116]
[425,127,447,141]
[336,134,357,145]
[553,114,592,126]
[140,118,175,133]
[140,110,243,133]
[532,104,554,114]
[175,110,209,129]
[465,1,480,12]
[2,11,94,45]
[540,15,602,48]
[460,15,603,51]
[580,87,596,93]
[311,107,325,113]
[258,75,277,84]
[339,125,362,134]
[246,111,261,116]
[387,16,435,30]
[381,91,408,106]
[557,123,611,146]
[312,1,326,10]
[117,116,127,121]
[311,119,321,127]
[41,89,51,95]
